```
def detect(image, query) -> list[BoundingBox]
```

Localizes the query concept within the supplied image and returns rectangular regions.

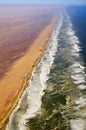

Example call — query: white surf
[6,16,63,130]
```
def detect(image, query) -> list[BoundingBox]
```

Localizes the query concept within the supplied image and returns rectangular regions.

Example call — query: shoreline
[0,16,58,130]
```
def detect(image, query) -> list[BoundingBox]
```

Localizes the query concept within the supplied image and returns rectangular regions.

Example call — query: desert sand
[0,5,60,129]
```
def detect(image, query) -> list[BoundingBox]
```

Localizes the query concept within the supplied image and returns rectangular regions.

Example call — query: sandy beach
[0,5,60,129]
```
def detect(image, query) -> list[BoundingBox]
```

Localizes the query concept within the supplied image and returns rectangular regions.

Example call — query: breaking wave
[6,12,86,130]
[66,14,86,130]
[6,16,63,130]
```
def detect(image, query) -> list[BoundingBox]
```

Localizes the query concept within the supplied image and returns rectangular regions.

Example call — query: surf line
[6,16,63,130]
[65,13,86,130]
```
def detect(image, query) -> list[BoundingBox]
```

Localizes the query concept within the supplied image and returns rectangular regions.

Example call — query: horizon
[0,3,86,6]
[0,0,86,5]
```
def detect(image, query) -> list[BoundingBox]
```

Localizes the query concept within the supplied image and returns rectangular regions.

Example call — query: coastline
[0,16,58,130]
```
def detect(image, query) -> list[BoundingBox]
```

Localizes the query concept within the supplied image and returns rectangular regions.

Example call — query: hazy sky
[0,0,85,4]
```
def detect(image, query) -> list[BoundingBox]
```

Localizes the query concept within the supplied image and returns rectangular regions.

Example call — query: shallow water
[7,11,86,130]
[6,16,63,130]
[25,14,86,130]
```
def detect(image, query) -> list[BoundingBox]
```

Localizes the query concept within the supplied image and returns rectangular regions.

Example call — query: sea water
[6,15,63,130]
[6,6,86,130]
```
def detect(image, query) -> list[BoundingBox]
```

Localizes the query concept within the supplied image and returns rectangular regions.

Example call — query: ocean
[6,6,86,130]
[67,6,86,65]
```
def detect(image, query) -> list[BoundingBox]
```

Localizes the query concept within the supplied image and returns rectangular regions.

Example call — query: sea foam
[7,16,63,130]
[66,14,86,130]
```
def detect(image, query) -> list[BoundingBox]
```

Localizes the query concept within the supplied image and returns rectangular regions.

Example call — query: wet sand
[0,5,61,129]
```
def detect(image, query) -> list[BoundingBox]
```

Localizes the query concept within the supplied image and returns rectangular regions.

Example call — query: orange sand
[0,16,58,129]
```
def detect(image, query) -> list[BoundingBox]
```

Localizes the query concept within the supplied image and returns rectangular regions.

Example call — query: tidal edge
[0,17,58,130]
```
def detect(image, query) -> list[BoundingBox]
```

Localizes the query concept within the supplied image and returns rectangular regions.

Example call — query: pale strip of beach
[0,16,58,130]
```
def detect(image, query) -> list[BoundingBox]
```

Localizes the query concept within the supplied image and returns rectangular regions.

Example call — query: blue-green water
[7,6,86,130]
[27,13,86,130]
